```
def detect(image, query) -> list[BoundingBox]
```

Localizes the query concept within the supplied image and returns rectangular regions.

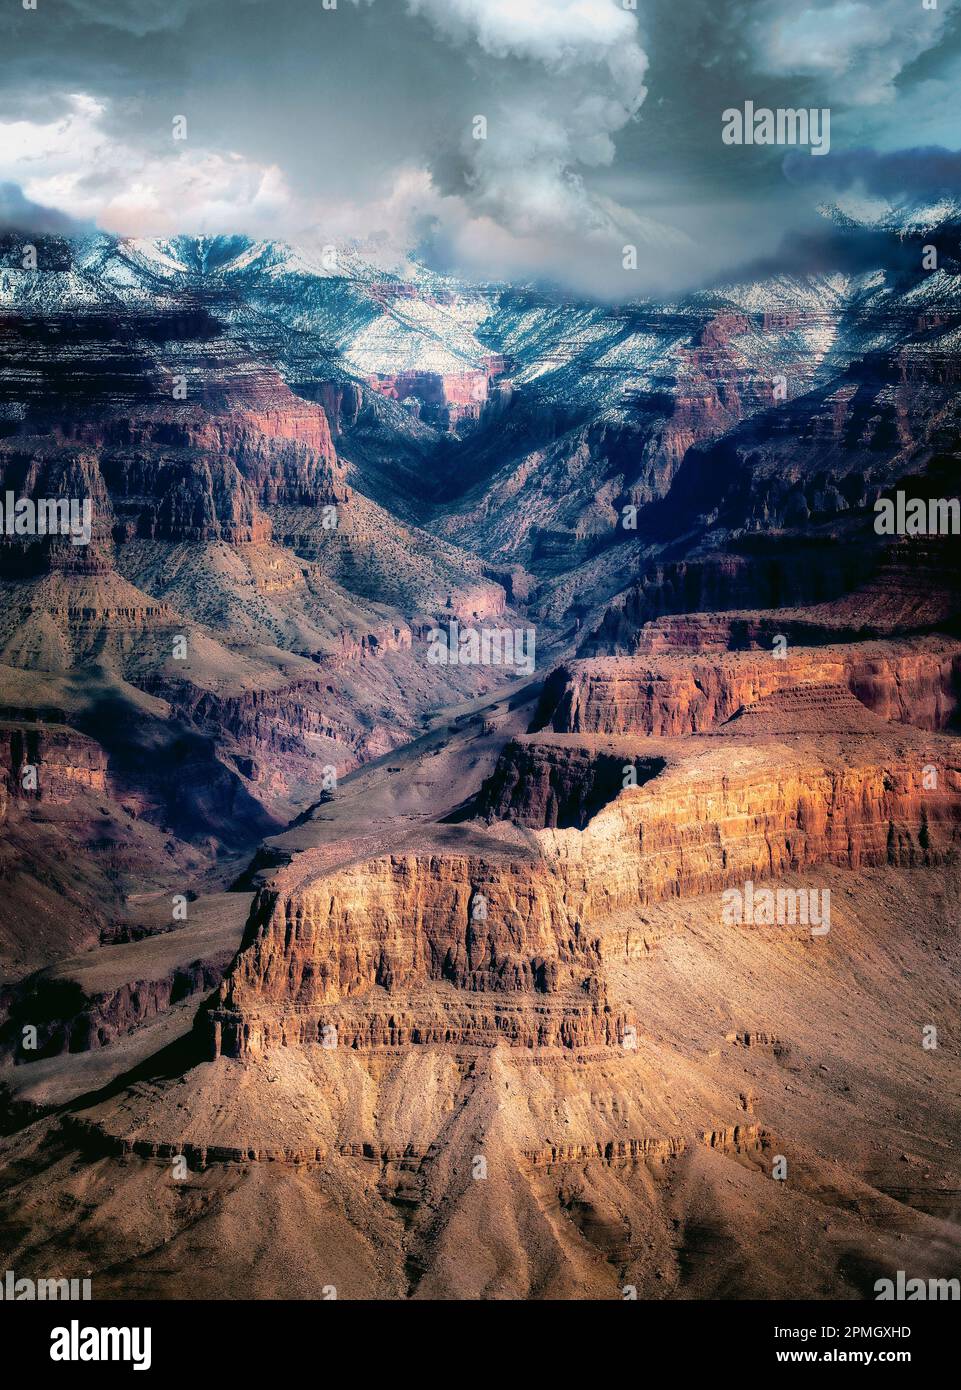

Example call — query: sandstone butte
[208,680,961,1060]
[1,232,961,1300]
[28,666,956,1301]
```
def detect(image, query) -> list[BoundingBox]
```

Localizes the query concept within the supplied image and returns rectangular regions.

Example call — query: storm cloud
[0,0,959,293]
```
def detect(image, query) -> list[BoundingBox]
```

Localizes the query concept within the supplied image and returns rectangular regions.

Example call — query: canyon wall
[536,639,961,737]
[211,729,961,1059]
[0,721,109,803]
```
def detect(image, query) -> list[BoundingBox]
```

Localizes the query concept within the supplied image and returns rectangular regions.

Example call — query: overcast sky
[1,0,959,294]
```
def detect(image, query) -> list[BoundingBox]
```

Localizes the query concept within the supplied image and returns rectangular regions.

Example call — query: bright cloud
[742,0,950,104]
[0,94,294,236]
[407,0,649,245]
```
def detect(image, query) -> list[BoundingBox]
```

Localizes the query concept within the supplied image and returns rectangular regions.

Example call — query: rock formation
[1,228,960,1302]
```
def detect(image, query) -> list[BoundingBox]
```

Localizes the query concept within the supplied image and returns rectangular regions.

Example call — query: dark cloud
[783,146,961,199]
[0,182,93,235]
[2,1,961,292]
[728,225,940,288]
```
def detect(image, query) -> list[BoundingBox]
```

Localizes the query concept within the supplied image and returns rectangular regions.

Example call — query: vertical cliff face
[579,547,881,652]
[210,843,619,1057]
[0,443,116,576]
[51,383,344,534]
[535,640,961,737]
[0,267,514,839]
[0,722,109,802]
[221,848,601,1009]
[1,281,345,556]
[472,740,664,828]
[641,312,759,491]
[0,895,248,1062]
[209,722,961,1060]
[174,388,344,508]
[297,380,362,437]
[10,858,961,1301]
[2,227,961,1302]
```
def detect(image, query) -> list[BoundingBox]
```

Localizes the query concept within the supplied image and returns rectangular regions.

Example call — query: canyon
[0,217,959,1300]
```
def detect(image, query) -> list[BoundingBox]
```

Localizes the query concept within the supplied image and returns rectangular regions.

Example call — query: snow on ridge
[120,238,191,275]
[818,194,961,235]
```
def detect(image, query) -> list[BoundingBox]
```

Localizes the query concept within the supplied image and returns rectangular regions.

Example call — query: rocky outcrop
[522,1124,768,1169]
[639,312,760,490]
[78,386,345,538]
[0,721,108,802]
[4,961,224,1059]
[585,539,961,658]
[581,545,883,652]
[221,848,605,1010]
[473,739,664,828]
[523,1134,689,1168]
[2,313,345,549]
[60,1113,332,1168]
[536,638,961,737]
[295,380,362,438]
[210,726,961,1059]
[209,993,622,1059]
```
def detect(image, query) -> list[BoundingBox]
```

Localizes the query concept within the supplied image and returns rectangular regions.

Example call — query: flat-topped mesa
[210,728,961,1059]
[209,848,615,1057]
[216,849,601,993]
[535,638,961,737]
[484,735,961,865]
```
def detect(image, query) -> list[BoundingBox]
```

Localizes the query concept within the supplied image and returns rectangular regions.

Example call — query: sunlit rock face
[2,223,961,1302]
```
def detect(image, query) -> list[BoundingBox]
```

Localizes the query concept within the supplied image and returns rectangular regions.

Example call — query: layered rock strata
[0,721,109,802]
[536,638,961,737]
[210,722,961,1059]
